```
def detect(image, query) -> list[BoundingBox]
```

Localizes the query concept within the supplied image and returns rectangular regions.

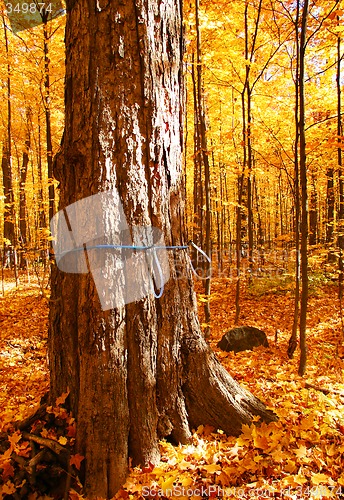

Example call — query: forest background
[0,0,344,498]
[0,0,343,372]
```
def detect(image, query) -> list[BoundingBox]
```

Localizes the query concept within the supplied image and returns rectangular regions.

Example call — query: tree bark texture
[49,0,276,497]
[298,0,309,376]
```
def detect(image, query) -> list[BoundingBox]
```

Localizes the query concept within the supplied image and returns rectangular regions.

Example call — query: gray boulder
[217,326,268,353]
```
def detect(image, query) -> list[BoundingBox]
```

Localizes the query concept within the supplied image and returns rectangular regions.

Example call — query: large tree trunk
[49,0,276,498]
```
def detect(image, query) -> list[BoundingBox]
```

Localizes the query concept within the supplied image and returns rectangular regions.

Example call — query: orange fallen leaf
[55,390,70,407]
[1,461,14,481]
[2,480,16,494]
[70,453,85,470]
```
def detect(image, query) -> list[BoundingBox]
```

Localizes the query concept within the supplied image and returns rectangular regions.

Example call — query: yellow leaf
[294,444,307,459]
[8,431,22,452]
[281,475,298,487]
[326,444,337,457]
[271,448,284,463]
[311,473,330,485]
[294,474,308,485]
[217,471,230,486]
[203,463,221,473]
[284,460,296,474]
[41,428,49,438]
[241,423,253,439]
[180,476,193,487]
[58,436,68,445]
[253,434,269,450]
[299,416,315,430]
[151,466,165,477]
[2,480,16,494]
[161,474,176,493]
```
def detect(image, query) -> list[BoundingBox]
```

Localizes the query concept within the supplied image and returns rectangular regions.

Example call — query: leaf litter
[0,279,343,499]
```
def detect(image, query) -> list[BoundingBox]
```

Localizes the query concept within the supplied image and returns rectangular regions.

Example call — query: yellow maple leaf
[299,416,315,430]
[325,444,337,457]
[253,434,269,450]
[1,461,14,481]
[217,471,230,486]
[2,480,16,494]
[294,474,307,485]
[58,436,68,445]
[180,476,193,487]
[202,463,221,473]
[161,474,176,493]
[270,448,284,463]
[8,430,21,452]
[284,460,297,474]
[41,428,49,438]
[240,423,253,440]
[311,473,330,485]
[294,444,307,459]
[281,475,298,487]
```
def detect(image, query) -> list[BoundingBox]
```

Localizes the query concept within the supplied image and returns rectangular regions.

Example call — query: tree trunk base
[0,401,74,499]
[182,331,277,435]
[1,355,277,500]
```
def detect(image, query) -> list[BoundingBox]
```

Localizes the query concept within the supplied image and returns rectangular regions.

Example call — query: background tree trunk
[49,0,276,497]
[2,18,15,261]
[194,0,211,337]
[298,0,309,376]
[19,138,29,268]
[337,31,343,299]
[42,12,55,224]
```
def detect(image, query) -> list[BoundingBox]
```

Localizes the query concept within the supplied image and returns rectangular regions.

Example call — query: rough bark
[309,177,317,246]
[194,0,211,337]
[288,0,300,360]
[326,166,334,244]
[337,31,343,299]
[42,12,55,222]
[298,0,309,376]
[49,0,276,498]
[2,18,15,250]
[19,139,29,268]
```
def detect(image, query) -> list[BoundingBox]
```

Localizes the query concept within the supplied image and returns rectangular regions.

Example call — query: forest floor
[0,269,344,499]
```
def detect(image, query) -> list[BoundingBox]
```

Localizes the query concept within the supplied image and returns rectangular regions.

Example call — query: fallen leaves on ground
[0,284,49,433]
[119,280,344,499]
[0,276,343,499]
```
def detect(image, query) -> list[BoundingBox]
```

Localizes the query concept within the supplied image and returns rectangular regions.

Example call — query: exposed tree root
[0,399,81,499]
[182,333,277,435]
